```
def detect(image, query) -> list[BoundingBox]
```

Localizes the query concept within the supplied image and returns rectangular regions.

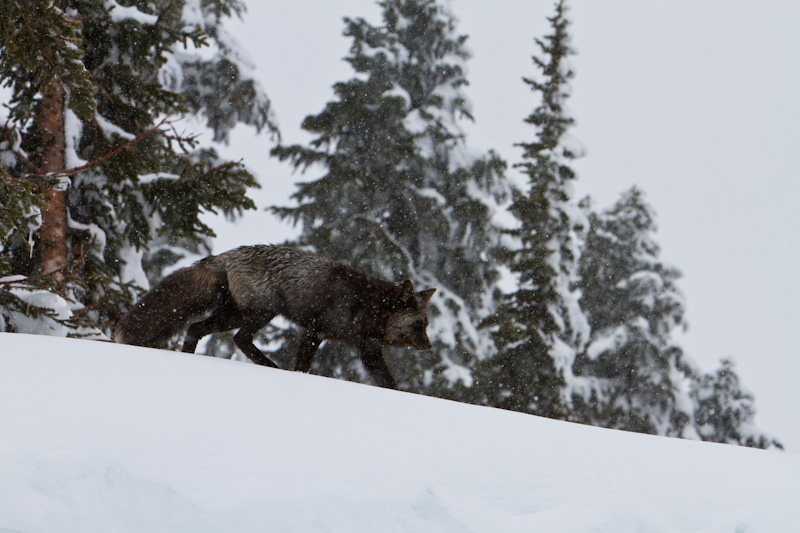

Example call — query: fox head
[384,280,436,350]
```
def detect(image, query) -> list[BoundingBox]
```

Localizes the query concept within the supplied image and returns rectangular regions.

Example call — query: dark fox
[115,245,436,389]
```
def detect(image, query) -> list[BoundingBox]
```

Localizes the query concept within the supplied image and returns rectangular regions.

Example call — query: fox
[115,245,436,389]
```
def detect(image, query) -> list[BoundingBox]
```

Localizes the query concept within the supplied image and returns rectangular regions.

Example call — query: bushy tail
[115,257,227,347]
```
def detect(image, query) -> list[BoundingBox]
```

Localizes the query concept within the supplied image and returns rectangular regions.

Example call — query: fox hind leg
[182,311,244,354]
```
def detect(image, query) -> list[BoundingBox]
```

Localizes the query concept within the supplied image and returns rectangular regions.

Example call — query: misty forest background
[0,0,781,449]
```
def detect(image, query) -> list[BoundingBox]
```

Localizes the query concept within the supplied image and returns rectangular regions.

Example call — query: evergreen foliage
[574,188,780,448]
[0,0,276,337]
[271,0,509,395]
[475,0,589,420]
[574,188,692,435]
[0,0,96,121]
[690,359,782,449]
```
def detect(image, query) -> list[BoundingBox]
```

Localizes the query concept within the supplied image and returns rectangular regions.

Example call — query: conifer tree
[271,0,509,395]
[475,0,589,419]
[574,188,692,435]
[575,189,780,448]
[0,0,276,337]
[690,360,781,449]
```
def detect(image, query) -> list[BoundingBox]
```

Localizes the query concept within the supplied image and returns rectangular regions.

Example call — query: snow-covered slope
[1,333,798,532]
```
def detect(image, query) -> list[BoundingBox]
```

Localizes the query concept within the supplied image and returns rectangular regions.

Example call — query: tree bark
[38,83,68,280]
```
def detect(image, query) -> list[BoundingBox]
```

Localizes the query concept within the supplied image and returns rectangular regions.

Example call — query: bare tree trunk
[38,83,68,280]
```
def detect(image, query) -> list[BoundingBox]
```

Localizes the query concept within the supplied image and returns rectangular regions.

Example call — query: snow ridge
[1,333,798,532]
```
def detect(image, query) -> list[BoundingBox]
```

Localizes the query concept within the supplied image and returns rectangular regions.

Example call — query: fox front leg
[233,325,280,368]
[358,339,398,390]
[293,331,322,373]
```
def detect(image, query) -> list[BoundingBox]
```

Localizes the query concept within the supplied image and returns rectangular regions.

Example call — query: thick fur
[115,245,435,388]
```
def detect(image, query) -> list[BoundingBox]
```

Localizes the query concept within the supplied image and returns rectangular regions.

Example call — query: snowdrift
[1,333,798,532]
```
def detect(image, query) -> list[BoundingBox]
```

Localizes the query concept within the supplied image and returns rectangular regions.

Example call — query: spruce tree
[271,0,509,395]
[0,1,276,337]
[574,188,692,435]
[575,188,780,448]
[476,0,589,419]
[690,360,781,449]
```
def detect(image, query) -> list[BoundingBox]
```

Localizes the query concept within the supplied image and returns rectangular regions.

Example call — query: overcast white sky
[208,0,800,452]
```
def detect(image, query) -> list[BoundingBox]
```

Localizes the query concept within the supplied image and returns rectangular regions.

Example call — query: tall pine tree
[0,0,276,337]
[271,0,509,395]
[476,0,589,419]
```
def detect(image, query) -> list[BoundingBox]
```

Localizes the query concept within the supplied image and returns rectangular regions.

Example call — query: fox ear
[416,288,436,303]
[400,279,416,303]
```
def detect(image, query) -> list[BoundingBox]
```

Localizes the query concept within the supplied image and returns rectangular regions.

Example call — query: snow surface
[1,332,798,532]
[104,0,159,25]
